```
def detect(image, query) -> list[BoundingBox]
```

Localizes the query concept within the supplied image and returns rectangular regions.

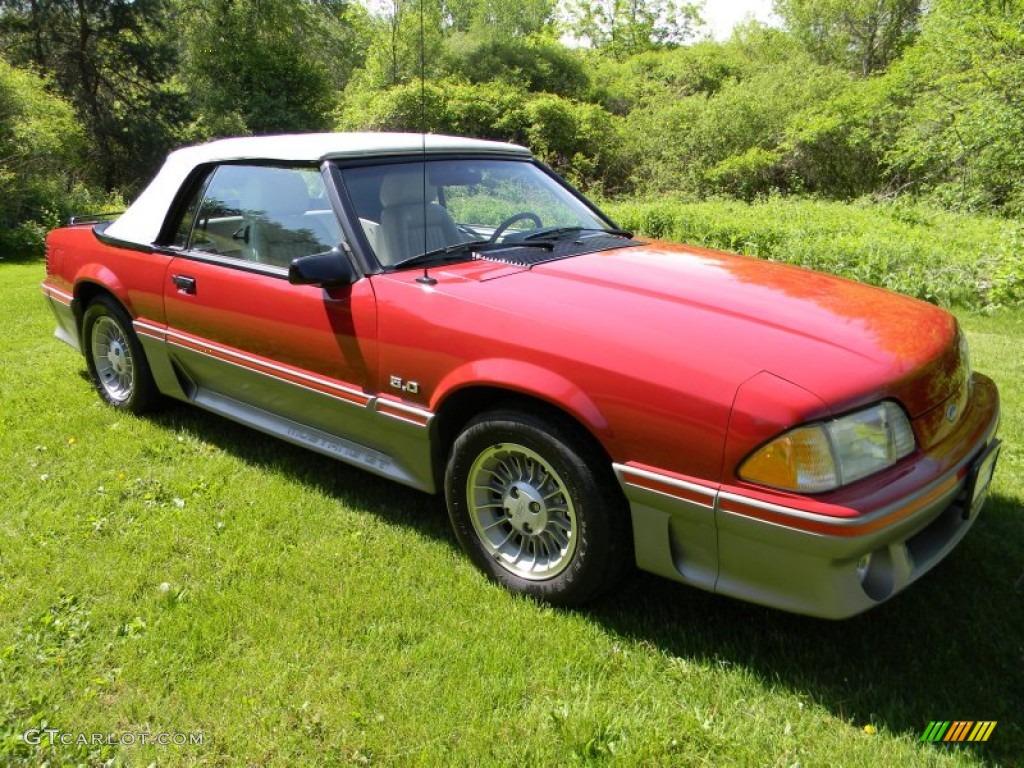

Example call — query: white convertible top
[104,132,532,246]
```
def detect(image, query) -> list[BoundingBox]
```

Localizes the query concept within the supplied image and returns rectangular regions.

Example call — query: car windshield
[337,158,612,268]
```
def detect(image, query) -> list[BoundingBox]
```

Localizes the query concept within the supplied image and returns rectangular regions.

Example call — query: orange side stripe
[167,335,370,407]
[720,474,959,538]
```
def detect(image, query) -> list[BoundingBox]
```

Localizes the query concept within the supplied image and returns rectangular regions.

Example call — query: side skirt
[192,388,431,491]
[134,320,437,494]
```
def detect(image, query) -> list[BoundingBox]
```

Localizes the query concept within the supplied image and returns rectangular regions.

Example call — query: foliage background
[0,0,1022,262]
[1,2,1022,765]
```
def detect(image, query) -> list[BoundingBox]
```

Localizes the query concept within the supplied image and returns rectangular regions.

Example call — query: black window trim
[321,160,373,278]
[170,165,216,251]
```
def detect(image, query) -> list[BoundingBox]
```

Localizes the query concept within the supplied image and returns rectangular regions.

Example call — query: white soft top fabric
[104,132,531,246]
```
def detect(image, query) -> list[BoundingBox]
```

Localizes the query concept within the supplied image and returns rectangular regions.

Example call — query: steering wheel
[488,212,542,244]
[458,223,485,240]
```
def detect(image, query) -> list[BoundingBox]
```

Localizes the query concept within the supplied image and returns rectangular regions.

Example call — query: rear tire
[445,408,631,605]
[82,295,158,414]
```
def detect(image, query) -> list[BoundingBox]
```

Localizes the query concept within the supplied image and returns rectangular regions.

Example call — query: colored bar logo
[921,721,997,742]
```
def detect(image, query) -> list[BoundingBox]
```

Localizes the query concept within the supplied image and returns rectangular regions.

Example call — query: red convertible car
[42,133,1001,618]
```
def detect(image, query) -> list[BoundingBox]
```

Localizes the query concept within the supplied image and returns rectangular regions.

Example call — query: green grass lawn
[1,260,1021,766]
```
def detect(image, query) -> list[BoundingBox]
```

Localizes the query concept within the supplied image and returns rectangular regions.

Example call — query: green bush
[336,78,629,192]
[778,76,895,198]
[622,44,854,197]
[444,35,590,100]
[885,0,1024,215]
[336,78,523,139]
[0,59,106,260]
[585,41,750,115]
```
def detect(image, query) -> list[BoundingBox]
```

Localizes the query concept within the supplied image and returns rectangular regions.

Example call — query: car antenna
[415,0,437,287]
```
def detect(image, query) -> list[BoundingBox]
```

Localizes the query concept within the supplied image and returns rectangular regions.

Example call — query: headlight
[739,401,915,493]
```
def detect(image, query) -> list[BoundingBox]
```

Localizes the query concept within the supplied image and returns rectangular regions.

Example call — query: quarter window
[171,168,214,249]
[179,165,344,268]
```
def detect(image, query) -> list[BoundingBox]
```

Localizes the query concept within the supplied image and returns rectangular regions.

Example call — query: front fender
[722,370,832,484]
[432,358,612,440]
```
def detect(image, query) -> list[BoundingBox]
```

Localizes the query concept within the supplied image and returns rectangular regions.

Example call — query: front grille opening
[905,494,968,574]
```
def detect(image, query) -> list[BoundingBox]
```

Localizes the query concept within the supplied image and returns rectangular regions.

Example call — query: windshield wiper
[523,226,633,241]
[393,239,555,271]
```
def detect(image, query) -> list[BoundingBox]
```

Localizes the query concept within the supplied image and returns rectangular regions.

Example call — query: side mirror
[288,249,356,287]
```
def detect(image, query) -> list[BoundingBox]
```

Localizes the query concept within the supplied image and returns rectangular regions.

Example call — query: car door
[161,163,382,452]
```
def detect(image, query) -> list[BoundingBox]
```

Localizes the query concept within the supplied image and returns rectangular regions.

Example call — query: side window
[180,165,344,268]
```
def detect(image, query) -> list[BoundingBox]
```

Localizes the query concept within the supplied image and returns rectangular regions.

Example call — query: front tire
[82,295,158,414]
[445,408,631,605]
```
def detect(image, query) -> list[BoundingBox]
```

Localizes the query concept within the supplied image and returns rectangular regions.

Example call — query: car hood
[446,240,962,419]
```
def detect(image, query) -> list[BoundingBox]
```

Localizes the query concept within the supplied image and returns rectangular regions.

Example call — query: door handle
[172,274,197,294]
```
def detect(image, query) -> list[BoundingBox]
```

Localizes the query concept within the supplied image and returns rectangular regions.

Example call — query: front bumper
[615,374,1001,619]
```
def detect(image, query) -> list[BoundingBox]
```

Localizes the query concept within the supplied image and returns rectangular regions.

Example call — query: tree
[442,0,555,38]
[773,0,921,75]
[0,58,98,257]
[179,0,370,137]
[355,0,560,88]
[561,0,703,56]
[444,35,590,99]
[0,0,185,189]
[885,0,1024,213]
[336,78,629,191]
[355,0,447,87]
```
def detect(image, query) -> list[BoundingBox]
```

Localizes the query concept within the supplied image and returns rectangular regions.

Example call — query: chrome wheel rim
[91,316,134,403]
[467,443,578,580]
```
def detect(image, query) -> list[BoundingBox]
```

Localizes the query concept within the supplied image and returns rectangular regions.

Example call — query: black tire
[445,408,632,605]
[82,295,159,414]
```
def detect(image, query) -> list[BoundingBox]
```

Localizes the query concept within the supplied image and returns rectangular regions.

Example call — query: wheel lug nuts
[529,502,541,513]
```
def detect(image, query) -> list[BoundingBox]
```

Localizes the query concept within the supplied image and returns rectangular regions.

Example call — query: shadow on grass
[0,254,45,266]
[589,491,1024,765]
[146,401,453,538]
[150,401,1022,764]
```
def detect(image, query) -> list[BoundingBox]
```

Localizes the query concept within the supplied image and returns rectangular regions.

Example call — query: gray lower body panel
[193,388,429,489]
[135,327,437,493]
